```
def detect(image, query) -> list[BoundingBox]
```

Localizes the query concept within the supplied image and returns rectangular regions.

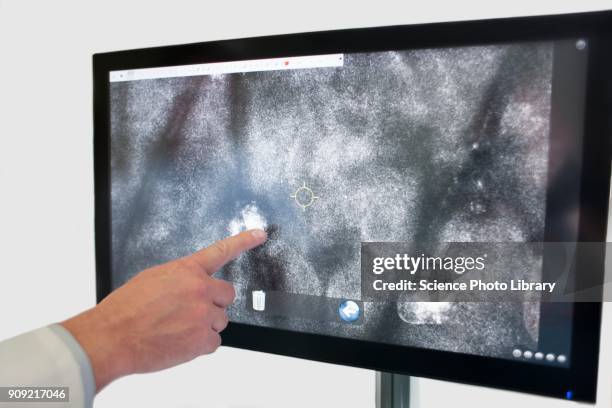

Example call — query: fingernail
[251,229,267,240]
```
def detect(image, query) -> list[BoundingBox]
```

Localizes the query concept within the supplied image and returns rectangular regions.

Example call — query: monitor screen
[95,10,611,403]
[109,42,566,359]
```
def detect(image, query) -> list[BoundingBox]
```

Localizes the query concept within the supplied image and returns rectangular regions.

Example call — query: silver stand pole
[376,372,411,408]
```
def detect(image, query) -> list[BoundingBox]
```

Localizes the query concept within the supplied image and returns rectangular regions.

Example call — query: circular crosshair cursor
[290,182,319,210]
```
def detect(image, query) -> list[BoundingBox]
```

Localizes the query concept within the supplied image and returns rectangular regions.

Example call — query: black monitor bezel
[93,10,612,402]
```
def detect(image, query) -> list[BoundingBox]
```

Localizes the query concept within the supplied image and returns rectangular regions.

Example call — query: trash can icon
[252,290,266,311]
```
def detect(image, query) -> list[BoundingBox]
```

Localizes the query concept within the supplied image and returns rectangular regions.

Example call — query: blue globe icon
[338,300,361,322]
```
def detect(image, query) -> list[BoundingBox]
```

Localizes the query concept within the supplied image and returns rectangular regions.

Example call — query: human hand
[61,229,267,391]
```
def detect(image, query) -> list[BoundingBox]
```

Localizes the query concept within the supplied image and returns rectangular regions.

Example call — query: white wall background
[0,1,610,407]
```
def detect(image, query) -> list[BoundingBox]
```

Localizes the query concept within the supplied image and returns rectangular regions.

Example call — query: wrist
[60,306,135,392]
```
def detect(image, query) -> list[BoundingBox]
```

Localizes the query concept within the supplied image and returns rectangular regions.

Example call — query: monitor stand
[376,372,412,408]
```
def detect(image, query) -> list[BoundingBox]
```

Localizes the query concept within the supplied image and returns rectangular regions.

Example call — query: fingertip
[248,228,267,242]
[228,284,237,304]
[191,229,268,275]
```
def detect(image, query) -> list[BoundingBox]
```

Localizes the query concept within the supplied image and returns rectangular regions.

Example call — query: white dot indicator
[557,355,567,364]
[523,350,533,359]
[534,352,544,360]
[546,353,556,362]
[512,349,522,358]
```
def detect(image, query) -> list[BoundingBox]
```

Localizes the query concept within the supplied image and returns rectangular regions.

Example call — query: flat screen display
[95,11,612,402]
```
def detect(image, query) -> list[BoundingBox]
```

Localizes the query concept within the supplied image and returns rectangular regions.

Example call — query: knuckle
[227,284,236,303]
[180,257,210,276]
[175,258,195,272]
[212,240,230,259]
[215,280,235,304]
[203,333,222,354]
[191,272,213,296]
[220,314,229,331]
[190,260,209,277]
[194,279,209,298]
[194,303,211,321]
[213,310,229,330]
[187,278,208,299]
[202,303,214,316]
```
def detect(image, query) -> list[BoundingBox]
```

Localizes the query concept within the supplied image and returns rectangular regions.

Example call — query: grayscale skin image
[110,42,553,359]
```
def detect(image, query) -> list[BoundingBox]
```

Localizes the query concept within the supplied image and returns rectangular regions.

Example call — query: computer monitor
[93,10,612,402]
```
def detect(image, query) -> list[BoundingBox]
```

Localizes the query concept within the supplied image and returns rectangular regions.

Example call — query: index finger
[189,229,267,275]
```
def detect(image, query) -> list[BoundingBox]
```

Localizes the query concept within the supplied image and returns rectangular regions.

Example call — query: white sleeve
[0,324,96,408]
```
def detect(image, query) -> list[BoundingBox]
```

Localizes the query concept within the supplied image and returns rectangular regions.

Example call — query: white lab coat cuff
[0,324,96,408]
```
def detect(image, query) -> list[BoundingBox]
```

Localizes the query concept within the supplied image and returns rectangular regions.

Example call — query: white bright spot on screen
[401,302,453,324]
[228,203,268,236]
